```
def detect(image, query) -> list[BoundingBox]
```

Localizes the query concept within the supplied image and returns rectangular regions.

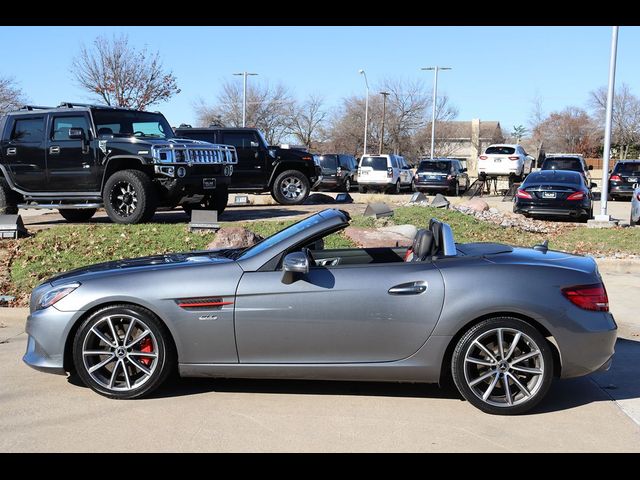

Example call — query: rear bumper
[478,164,520,176]
[514,200,590,218]
[414,183,451,191]
[609,184,635,196]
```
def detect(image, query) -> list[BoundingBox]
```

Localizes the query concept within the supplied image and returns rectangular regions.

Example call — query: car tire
[631,214,638,226]
[450,182,460,196]
[58,208,97,223]
[103,170,157,224]
[451,317,554,415]
[271,170,310,205]
[358,185,367,194]
[343,178,351,193]
[72,304,176,400]
[392,180,401,195]
[183,185,229,217]
[0,178,19,215]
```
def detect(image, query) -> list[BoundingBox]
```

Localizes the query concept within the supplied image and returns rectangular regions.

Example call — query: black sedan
[513,170,593,222]
[412,158,469,196]
[608,160,640,201]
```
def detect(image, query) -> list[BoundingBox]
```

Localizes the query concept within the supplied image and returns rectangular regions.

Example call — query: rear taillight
[302,156,312,161]
[561,283,609,312]
[387,167,393,178]
[508,156,520,161]
[479,155,488,160]
[447,175,454,180]
[414,174,419,180]
[516,189,532,199]
[337,167,342,175]
[610,175,622,182]
[636,192,640,201]
[567,191,586,201]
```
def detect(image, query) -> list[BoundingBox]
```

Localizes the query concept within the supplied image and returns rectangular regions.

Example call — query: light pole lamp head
[358,69,365,74]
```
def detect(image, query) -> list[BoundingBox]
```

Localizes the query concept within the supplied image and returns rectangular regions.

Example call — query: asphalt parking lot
[1,261,639,452]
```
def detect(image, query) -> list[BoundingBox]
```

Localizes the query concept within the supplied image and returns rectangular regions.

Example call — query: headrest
[412,229,434,261]
[98,127,113,136]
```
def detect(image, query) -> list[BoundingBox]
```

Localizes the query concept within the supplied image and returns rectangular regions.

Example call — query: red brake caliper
[139,337,153,366]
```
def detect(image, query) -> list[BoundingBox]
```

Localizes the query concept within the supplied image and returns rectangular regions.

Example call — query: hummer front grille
[152,144,237,165]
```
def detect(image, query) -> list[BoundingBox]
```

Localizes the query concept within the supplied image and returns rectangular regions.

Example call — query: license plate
[542,192,556,199]
[628,177,638,183]
[361,170,369,175]
[494,158,502,163]
[428,175,437,180]
[203,178,216,189]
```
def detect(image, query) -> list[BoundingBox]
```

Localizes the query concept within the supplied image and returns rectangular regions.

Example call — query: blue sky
[1,26,638,134]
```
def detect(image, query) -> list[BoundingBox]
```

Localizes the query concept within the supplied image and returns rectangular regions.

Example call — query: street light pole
[421,66,452,159]
[359,69,370,156]
[597,26,619,221]
[379,91,390,155]
[233,71,258,127]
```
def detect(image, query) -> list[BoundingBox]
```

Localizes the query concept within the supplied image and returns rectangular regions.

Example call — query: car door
[2,115,47,191]
[234,261,445,363]
[46,113,98,191]
[221,130,266,189]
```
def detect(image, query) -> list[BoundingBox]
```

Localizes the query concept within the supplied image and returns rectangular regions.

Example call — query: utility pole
[421,66,452,159]
[233,71,258,127]
[379,91,390,155]
[359,69,370,156]
[596,26,619,222]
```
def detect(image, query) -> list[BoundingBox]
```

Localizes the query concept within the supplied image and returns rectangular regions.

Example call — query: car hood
[105,137,217,148]
[46,250,239,287]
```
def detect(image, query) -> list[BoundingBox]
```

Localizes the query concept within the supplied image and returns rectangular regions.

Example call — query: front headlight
[153,149,173,164]
[36,282,80,310]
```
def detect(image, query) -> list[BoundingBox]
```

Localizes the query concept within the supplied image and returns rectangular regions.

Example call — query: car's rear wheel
[358,185,367,194]
[59,208,97,223]
[391,180,401,194]
[451,317,553,415]
[72,304,175,399]
[342,178,351,192]
[0,178,18,215]
[103,170,156,224]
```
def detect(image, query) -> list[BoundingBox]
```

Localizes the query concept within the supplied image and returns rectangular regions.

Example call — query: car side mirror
[282,251,309,284]
[268,148,277,159]
[591,182,598,189]
[588,165,593,170]
[68,128,86,140]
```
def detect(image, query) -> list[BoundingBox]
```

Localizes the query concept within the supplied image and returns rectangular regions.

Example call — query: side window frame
[50,114,92,142]
[10,115,46,143]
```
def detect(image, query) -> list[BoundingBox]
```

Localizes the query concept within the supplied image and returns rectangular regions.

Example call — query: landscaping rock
[344,227,413,248]
[378,224,418,241]
[431,194,450,209]
[206,227,263,250]
[305,193,336,204]
[463,198,490,212]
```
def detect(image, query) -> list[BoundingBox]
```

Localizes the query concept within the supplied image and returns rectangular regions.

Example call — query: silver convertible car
[24,209,617,415]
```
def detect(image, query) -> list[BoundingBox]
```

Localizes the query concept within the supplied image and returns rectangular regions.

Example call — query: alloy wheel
[463,327,545,408]
[81,314,159,392]
[280,176,304,200]
[110,181,138,217]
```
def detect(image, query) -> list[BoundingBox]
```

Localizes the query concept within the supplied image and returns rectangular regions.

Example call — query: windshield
[418,161,451,173]
[92,110,175,139]
[542,158,582,172]
[237,214,326,260]
[614,162,640,175]
[318,155,338,167]
[485,146,515,155]
[360,156,388,171]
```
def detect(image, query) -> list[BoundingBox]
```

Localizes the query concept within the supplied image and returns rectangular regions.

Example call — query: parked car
[412,158,469,196]
[357,154,413,193]
[477,144,534,182]
[315,153,357,192]
[24,208,616,415]
[541,153,593,186]
[174,126,322,205]
[0,103,237,223]
[630,185,640,226]
[513,170,594,222]
[608,160,640,201]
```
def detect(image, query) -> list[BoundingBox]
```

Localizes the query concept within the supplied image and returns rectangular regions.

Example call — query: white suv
[357,154,413,194]
[477,144,533,180]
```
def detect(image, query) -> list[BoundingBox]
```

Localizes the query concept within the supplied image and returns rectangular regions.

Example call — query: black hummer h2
[0,103,237,224]
[174,126,322,205]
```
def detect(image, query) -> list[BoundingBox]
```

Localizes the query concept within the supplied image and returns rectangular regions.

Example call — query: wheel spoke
[465,356,495,367]
[116,195,124,200]
[121,360,131,389]
[126,329,151,348]
[469,369,496,387]
[504,332,522,360]
[120,187,127,195]
[507,372,531,397]
[129,351,158,358]
[128,357,152,376]
[106,317,119,346]
[473,340,497,363]
[503,375,513,405]
[91,326,116,348]
[511,365,542,375]
[84,350,113,356]
[124,318,136,346]
[108,359,120,388]
[482,372,501,400]
[497,328,506,359]
[511,350,540,365]
[88,354,116,373]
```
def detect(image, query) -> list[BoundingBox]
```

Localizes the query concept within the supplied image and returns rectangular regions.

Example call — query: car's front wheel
[72,304,175,399]
[271,170,310,205]
[103,170,157,224]
[451,317,553,415]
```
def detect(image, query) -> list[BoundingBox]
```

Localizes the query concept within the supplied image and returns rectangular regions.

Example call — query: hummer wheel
[103,170,157,224]
[0,178,19,215]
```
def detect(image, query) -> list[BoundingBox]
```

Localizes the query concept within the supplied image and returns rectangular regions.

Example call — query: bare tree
[589,83,640,159]
[323,96,368,156]
[195,79,295,145]
[535,107,600,155]
[71,34,180,110]
[289,94,327,150]
[0,76,27,114]
[529,93,547,163]
[412,94,460,157]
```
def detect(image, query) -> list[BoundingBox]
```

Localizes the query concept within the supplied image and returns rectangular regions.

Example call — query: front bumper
[23,306,79,375]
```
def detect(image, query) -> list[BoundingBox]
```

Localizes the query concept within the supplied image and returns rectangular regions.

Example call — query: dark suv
[541,154,593,186]
[315,153,357,192]
[175,126,322,205]
[412,158,469,196]
[0,103,237,223]
[608,160,640,201]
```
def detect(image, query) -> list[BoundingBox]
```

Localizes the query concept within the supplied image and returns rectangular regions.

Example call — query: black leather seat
[98,127,114,136]
[405,229,434,262]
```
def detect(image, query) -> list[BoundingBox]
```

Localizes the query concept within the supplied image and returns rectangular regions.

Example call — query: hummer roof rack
[57,102,134,110]
[19,105,55,111]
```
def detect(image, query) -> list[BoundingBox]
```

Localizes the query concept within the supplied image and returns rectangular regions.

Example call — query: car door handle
[6,147,16,155]
[49,146,60,154]
[388,281,427,295]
